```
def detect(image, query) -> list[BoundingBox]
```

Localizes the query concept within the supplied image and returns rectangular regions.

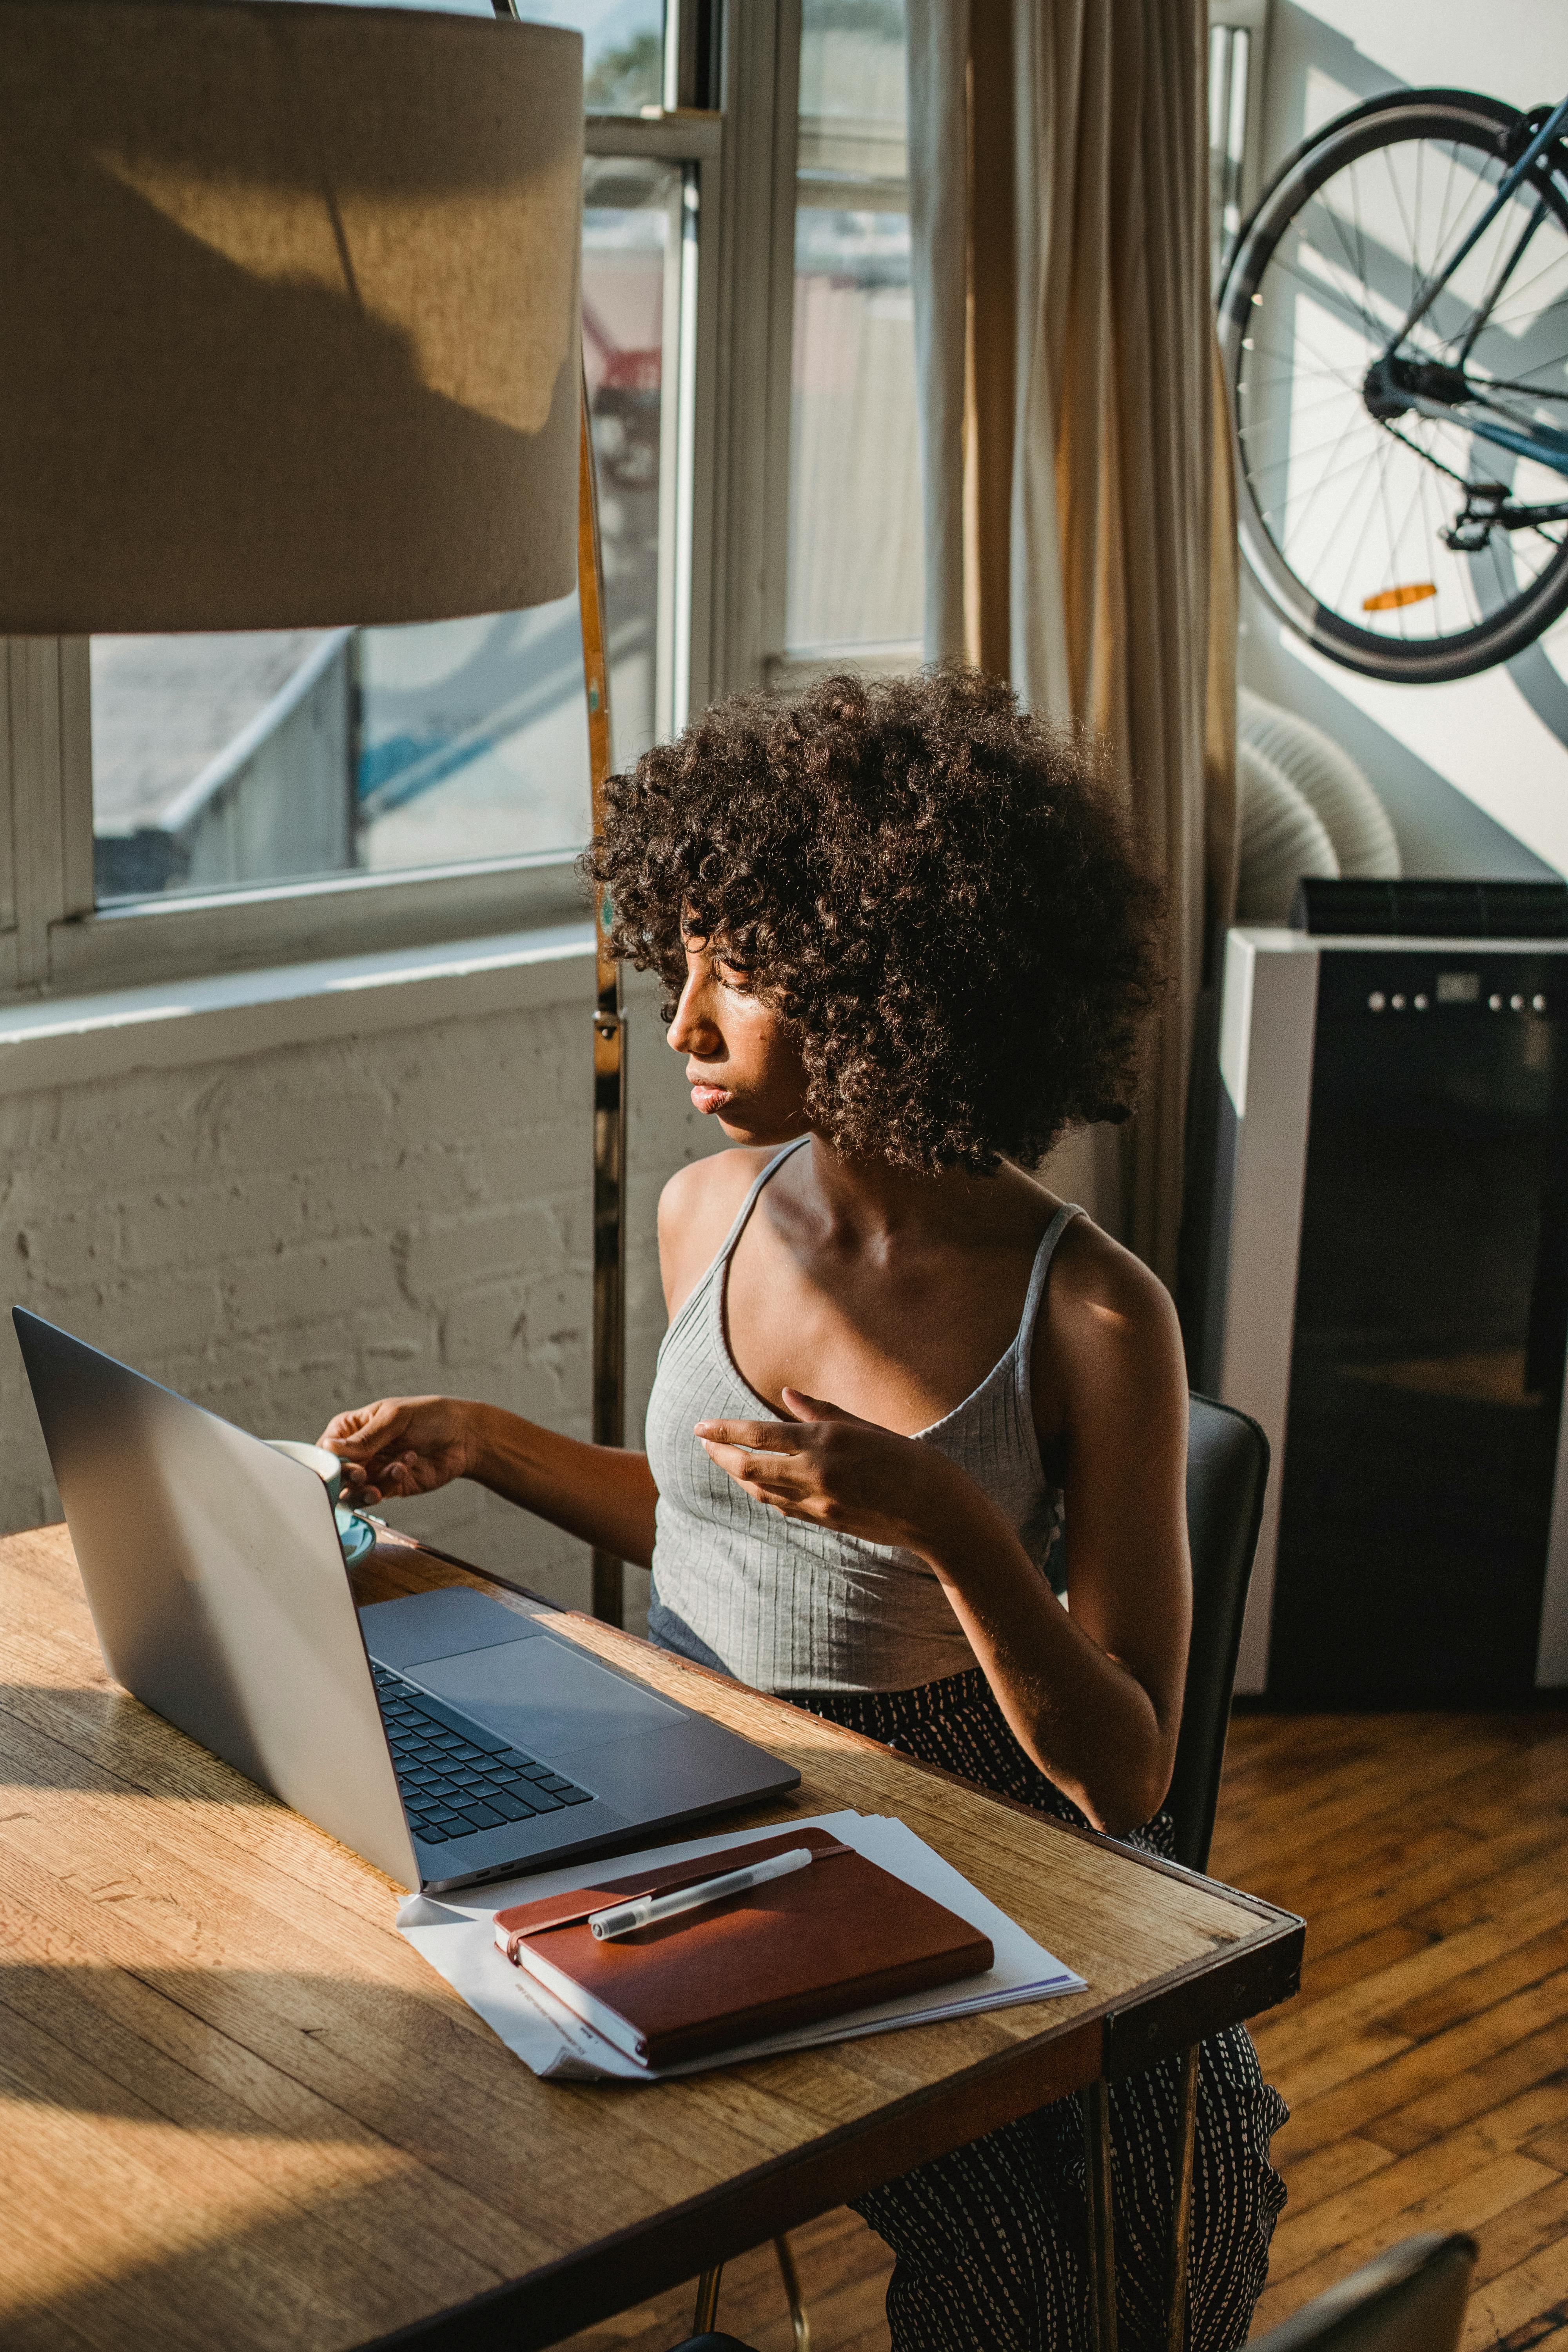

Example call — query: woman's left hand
[696,1389,964,1559]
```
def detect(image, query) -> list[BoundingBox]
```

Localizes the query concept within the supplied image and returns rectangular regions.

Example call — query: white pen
[588,1846,815,1941]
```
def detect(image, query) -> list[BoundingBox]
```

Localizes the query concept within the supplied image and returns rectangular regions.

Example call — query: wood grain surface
[0,1523,1300,2351]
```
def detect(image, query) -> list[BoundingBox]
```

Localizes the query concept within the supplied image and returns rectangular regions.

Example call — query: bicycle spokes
[1219,88,1568,682]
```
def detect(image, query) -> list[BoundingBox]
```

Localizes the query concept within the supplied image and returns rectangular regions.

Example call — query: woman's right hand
[316,1395,481,1506]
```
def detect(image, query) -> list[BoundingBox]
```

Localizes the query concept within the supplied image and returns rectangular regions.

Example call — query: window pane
[91,158,681,906]
[786,0,922,653]
[584,156,681,769]
[1208,21,1251,288]
[516,1,663,111]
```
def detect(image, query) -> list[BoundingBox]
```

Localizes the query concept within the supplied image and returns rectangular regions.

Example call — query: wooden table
[0,1522,1302,2352]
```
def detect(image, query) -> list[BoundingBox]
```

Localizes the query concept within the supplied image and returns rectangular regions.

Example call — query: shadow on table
[0,1680,278,1799]
[0,1953,592,2125]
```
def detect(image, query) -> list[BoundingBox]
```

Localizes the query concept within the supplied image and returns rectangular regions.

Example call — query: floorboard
[557,1710,1568,2352]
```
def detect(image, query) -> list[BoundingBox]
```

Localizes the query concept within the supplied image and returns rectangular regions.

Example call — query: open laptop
[14,1308,799,1893]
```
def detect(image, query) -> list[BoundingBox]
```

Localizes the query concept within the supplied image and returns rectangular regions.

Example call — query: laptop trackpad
[410,1632,682,1757]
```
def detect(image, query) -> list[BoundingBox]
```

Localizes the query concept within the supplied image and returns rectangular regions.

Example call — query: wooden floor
[560,1708,1568,2352]
[1222,1709,1568,2352]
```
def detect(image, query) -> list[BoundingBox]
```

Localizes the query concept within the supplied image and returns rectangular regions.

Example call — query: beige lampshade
[0,0,583,632]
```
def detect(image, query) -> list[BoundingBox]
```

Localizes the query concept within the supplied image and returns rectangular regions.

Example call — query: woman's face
[667,934,811,1145]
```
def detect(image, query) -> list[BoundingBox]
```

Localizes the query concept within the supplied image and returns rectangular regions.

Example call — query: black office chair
[1167,1393,1270,1873]
[1250,2234,1478,2352]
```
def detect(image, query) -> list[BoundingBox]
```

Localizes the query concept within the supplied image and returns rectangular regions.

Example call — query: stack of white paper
[397,1809,1086,2082]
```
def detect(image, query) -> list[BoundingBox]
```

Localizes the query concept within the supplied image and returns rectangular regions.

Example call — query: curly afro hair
[584,668,1164,1176]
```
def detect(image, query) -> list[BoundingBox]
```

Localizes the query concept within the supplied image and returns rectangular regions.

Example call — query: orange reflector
[1362,582,1438,612]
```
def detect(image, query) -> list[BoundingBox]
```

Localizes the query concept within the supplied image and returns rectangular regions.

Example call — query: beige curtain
[907,0,1238,1283]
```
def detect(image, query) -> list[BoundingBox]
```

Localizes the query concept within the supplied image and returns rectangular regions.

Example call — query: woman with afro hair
[323,670,1286,2352]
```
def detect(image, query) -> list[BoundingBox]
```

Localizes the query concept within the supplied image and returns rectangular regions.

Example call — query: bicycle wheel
[1218,88,1568,683]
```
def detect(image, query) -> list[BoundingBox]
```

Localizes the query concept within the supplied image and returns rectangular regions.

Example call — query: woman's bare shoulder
[659,1145,777,1226]
[1033,1209,1186,1413]
[657,1146,780,1317]
[1054,1213,1179,1325]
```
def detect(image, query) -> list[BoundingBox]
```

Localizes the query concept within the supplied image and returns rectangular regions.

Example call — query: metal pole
[1085,2080,1118,2352]
[691,2266,723,2333]
[1167,2045,1200,2352]
[775,2234,811,2351]
[579,379,627,1630]
[489,0,626,1642]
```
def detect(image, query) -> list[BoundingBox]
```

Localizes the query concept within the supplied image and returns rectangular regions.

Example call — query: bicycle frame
[1381,92,1568,483]
[1406,401,1568,479]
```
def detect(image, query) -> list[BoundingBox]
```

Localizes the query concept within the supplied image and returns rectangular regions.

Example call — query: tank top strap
[664,1135,811,1351]
[1013,1202,1084,1396]
[720,1133,812,1263]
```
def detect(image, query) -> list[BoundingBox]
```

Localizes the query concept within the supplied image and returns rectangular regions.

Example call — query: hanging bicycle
[1216,87,1568,683]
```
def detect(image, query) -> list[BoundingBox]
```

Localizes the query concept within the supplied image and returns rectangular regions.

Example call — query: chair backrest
[1250,2234,1477,2352]
[1165,1393,1270,1873]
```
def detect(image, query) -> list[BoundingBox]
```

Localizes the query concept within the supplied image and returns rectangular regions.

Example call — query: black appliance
[1270,948,1568,1705]
[1198,924,1568,1708]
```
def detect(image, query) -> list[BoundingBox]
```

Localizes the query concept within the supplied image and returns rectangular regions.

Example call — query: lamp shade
[0,0,583,632]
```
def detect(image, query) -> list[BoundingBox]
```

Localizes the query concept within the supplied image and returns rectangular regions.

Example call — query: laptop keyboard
[371,1664,593,1844]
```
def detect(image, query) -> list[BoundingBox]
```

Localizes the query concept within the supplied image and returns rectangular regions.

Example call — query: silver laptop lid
[13,1308,419,1888]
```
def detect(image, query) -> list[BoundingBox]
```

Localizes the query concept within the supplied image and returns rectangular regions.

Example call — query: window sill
[764,642,923,693]
[39,849,590,999]
[0,918,597,1098]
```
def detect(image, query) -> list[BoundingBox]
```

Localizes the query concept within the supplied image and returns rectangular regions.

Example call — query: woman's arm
[317,1154,763,1566]
[915,1242,1189,1831]
[695,1240,1191,1835]
[470,1407,661,1566]
[319,1395,660,1568]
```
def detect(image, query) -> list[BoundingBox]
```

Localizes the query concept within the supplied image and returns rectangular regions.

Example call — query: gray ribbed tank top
[645,1136,1081,1696]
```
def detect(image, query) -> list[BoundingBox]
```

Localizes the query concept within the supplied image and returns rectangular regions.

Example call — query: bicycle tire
[1218,87,1568,684]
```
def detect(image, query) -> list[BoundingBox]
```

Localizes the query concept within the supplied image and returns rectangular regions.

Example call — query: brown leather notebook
[493,1826,994,2068]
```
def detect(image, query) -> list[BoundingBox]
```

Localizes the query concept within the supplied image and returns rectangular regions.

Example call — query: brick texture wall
[0,969,723,1624]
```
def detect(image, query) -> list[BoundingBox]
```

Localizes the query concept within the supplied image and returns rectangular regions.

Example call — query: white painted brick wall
[1,967,724,1627]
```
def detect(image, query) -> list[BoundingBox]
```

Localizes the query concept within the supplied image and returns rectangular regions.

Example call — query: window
[539,0,664,111]
[0,1,921,1000]
[785,0,921,662]
[87,153,688,914]
[1208,0,1271,289]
